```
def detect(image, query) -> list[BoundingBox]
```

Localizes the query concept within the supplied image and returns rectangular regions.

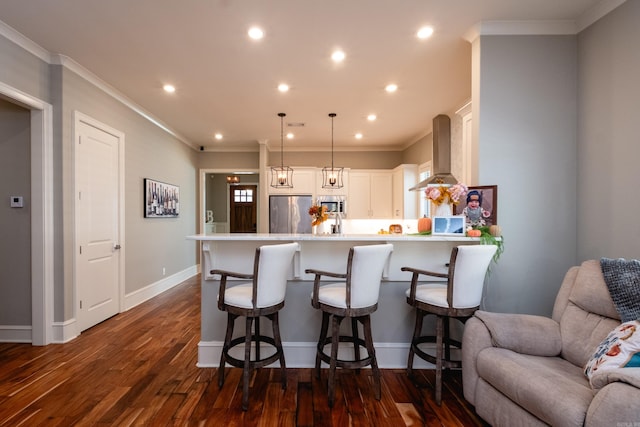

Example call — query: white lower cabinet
[348,171,393,219]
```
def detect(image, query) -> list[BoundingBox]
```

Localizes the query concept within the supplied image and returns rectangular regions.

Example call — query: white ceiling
[0,0,615,152]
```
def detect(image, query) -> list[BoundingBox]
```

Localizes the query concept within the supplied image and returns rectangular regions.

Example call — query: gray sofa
[462,260,640,426]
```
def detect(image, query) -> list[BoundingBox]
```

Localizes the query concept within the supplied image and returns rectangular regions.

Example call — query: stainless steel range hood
[409,114,458,191]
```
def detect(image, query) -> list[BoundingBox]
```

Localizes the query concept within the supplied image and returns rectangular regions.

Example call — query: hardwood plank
[0,275,489,426]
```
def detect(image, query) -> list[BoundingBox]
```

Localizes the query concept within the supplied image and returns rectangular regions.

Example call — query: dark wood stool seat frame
[306,244,393,407]
[401,245,497,405]
[211,242,298,411]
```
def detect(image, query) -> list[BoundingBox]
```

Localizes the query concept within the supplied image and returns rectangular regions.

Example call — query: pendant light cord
[279,112,286,169]
[329,113,336,172]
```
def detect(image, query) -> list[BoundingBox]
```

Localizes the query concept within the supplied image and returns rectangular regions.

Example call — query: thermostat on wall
[10,196,23,208]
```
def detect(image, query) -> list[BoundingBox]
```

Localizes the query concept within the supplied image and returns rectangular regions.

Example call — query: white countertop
[186,233,478,242]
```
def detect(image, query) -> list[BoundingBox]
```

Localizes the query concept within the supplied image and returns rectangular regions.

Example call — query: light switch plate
[10,196,23,208]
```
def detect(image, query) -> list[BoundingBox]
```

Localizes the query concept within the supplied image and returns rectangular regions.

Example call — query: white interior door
[75,114,123,332]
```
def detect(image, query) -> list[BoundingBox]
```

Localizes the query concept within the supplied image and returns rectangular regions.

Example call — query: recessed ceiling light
[355,133,363,139]
[385,83,398,93]
[248,26,264,40]
[163,84,176,93]
[331,49,346,63]
[214,133,223,140]
[417,26,434,39]
[286,133,294,139]
[278,83,289,92]
[367,114,377,121]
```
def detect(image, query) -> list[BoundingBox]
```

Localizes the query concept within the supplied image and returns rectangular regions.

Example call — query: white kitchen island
[187,233,486,368]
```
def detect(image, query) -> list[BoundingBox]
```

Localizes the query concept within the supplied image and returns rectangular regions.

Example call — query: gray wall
[577,0,640,260]
[0,31,199,325]
[475,34,578,315]
[0,99,31,325]
[58,67,198,318]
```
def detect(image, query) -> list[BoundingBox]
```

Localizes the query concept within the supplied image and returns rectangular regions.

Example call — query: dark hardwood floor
[0,275,488,426]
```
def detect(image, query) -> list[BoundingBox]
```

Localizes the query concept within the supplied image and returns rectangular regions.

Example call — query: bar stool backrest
[254,242,299,308]
[450,245,497,309]
[348,244,394,308]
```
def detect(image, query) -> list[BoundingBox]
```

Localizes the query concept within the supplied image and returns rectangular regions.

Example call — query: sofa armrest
[586,378,640,426]
[474,310,562,356]
[462,316,493,405]
[590,367,640,390]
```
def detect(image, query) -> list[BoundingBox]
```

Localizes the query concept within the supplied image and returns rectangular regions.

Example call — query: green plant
[475,226,504,264]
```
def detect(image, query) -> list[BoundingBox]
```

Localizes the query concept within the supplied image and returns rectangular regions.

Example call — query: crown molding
[576,0,627,32]
[51,54,197,150]
[0,20,51,62]
[464,20,577,42]
[464,0,627,42]
[0,18,198,151]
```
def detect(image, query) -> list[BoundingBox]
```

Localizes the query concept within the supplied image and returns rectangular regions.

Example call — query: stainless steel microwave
[319,196,347,217]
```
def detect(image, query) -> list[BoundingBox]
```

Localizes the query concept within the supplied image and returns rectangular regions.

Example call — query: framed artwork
[144,178,180,218]
[432,216,466,236]
[454,185,498,227]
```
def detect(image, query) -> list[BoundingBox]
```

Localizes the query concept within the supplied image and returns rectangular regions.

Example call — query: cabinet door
[370,172,392,218]
[316,169,349,196]
[348,172,372,218]
[392,164,418,219]
[268,167,315,195]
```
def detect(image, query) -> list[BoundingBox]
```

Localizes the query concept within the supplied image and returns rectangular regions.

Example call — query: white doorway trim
[198,168,259,236]
[0,81,54,345]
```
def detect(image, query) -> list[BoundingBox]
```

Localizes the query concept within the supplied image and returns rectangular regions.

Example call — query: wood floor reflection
[0,275,488,426]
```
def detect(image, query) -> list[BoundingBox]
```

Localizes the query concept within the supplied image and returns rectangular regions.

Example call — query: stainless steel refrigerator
[269,195,313,234]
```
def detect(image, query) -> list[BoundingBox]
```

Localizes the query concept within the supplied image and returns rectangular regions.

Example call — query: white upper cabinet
[348,170,393,219]
[268,167,316,195]
[392,164,418,219]
[315,168,350,196]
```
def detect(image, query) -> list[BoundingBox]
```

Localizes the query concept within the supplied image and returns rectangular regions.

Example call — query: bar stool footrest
[317,335,373,369]
[412,335,462,369]
[223,335,282,369]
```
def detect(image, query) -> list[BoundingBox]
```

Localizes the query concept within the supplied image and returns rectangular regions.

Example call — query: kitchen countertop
[187,233,478,242]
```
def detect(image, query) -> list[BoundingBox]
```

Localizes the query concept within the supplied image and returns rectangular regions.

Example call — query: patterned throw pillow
[584,320,640,387]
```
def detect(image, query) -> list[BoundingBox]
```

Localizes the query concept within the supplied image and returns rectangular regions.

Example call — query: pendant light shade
[322,113,344,189]
[271,112,294,188]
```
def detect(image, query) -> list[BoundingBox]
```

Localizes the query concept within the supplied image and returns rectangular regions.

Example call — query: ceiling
[0,0,608,152]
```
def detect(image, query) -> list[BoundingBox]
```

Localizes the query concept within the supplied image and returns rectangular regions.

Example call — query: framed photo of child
[454,185,498,228]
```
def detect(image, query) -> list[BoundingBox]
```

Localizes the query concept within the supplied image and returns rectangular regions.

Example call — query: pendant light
[270,112,294,188]
[322,113,344,189]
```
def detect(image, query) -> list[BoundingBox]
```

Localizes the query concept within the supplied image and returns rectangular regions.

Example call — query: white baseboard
[123,265,198,311]
[52,318,78,343]
[197,340,443,369]
[0,325,32,343]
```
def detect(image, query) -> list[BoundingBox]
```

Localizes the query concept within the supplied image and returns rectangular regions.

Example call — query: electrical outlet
[162,267,166,276]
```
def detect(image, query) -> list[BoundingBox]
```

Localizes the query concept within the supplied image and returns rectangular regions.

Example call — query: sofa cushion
[560,259,621,367]
[584,320,640,388]
[477,348,594,427]
[568,260,619,320]
[600,257,640,322]
[560,303,620,368]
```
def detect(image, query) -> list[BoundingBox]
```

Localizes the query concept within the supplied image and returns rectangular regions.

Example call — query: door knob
[114,244,121,250]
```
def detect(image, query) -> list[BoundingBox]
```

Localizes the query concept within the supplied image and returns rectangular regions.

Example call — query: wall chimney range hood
[409,114,458,191]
